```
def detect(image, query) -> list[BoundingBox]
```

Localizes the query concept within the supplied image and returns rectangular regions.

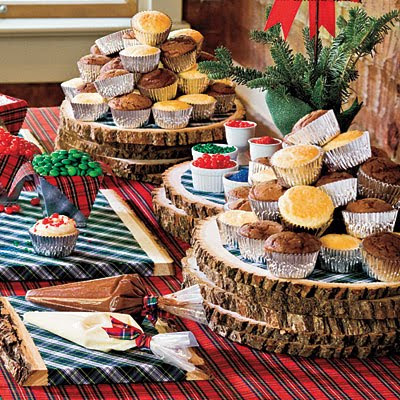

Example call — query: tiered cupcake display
[57,10,246,183]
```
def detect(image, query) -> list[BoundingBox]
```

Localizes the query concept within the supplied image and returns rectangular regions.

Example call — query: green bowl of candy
[192,143,238,161]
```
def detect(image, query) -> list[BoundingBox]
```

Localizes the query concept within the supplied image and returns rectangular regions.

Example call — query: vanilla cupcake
[278,185,334,236]
[95,29,129,55]
[323,130,371,171]
[120,45,160,74]
[270,145,323,187]
[71,93,108,121]
[160,36,197,73]
[131,11,172,46]
[152,100,192,129]
[178,94,216,120]
[29,213,79,258]
[77,54,111,83]
[169,28,204,55]
[178,66,209,94]
[319,234,362,273]
[61,77,84,100]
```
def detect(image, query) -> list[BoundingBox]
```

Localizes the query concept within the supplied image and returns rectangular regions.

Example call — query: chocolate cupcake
[249,181,285,221]
[207,82,236,113]
[370,146,389,159]
[137,68,178,102]
[160,36,197,73]
[100,57,125,74]
[90,44,104,55]
[227,186,250,202]
[225,199,252,212]
[76,82,98,94]
[94,69,136,98]
[77,54,111,83]
[169,28,204,55]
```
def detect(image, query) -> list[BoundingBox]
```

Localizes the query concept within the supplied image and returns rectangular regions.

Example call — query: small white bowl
[223,171,250,199]
[191,144,238,161]
[191,161,238,193]
[224,121,257,149]
[248,137,282,160]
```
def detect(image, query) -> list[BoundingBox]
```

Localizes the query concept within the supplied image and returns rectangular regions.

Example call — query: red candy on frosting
[225,120,255,128]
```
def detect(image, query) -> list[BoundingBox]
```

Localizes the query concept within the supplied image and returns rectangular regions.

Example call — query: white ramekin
[191,144,238,161]
[248,137,282,160]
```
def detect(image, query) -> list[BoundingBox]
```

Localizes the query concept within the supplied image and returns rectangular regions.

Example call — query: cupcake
[95,30,129,55]
[361,232,400,282]
[71,93,108,121]
[178,66,209,94]
[169,28,204,55]
[61,77,84,100]
[152,100,192,129]
[29,213,79,258]
[315,172,357,208]
[108,92,152,128]
[358,157,400,206]
[94,69,136,98]
[278,185,334,236]
[178,94,216,120]
[248,157,274,183]
[319,234,361,273]
[207,82,236,113]
[122,30,141,48]
[100,57,125,74]
[238,220,284,263]
[77,54,111,83]
[227,186,250,202]
[342,198,398,239]
[131,11,172,46]
[120,45,160,73]
[370,146,389,159]
[264,232,321,279]
[249,181,285,221]
[225,199,252,212]
[323,130,371,171]
[76,82,98,94]
[160,36,197,73]
[250,168,277,185]
[90,44,104,55]
[270,144,323,187]
[137,68,178,102]
[216,210,258,248]
[286,109,340,146]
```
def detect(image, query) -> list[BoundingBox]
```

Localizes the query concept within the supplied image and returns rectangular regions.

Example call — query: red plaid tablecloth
[1,107,399,400]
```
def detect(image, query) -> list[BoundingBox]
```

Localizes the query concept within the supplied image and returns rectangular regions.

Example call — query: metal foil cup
[132,13,171,46]
[213,93,236,113]
[161,49,197,73]
[110,107,151,128]
[285,110,340,146]
[120,50,161,73]
[280,213,333,237]
[138,81,178,102]
[178,76,209,94]
[71,102,109,121]
[216,218,241,248]
[94,73,138,98]
[77,62,102,83]
[264,251,319,279]
[319,246,362,273]
[189,101,216,121]
[342,209,398,239]
[29,230,79,258]
[318,178,357,208]
[238,234,266,264]
[95,30,129,55]
[249,198,280,221]
[324,131,371,171]
[357,168,400,207]
[61,84,78,101]
[153,107,192,129]
[361,245,400,282]
[123,38,141,48]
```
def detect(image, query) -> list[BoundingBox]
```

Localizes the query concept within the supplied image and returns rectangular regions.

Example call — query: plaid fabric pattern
[0,154,27,193]
[142,295,159,324]
[0,94,28,134]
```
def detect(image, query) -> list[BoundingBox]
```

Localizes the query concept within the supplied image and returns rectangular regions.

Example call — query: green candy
[49,169,59,177]
[94,167,103,176]
[54,162,63,167]
[59,150,68,155]
[79,163,88,170]
[61,159,71,165]
[88,161,99,168]
[36,167,44,174]
[88,170,99,178]
[60,170,68,176]
[67,166,77,176]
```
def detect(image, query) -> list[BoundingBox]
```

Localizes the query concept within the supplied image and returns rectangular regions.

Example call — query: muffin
[342,198,398,239]
[76,82,98,94]
[131,11,172,46]
[315,172,357,208]
[227,186,250,202]
[225,199,252,212]
[169,28,204,54]
[77,54,111,83]
[370,146,389,159]
[178,66,209,94]
[61,77,84,100]
[358,157,400,206]
[95,29,129,55]
[216,210,258,248]
[207,82,236,113]
[100,57,125,73]
[264,231,321,278]
[94,69,135,98]
[152,100,192,129]
[278,185,334,236]
[270,145,323,187]
[323,130,371,171]
[137,68,178,102]
[90,44,104,55]
[122,30,140,48]
[160,36,197,73]
[29,213,79,258]
[71,93,108,121]
[178,94,216,120]
[120,45,160,73]
[319,234,362,273]
[361,232,400,282]
[249,181,285,221]
[108,92,152,128]
[238,220,284,263]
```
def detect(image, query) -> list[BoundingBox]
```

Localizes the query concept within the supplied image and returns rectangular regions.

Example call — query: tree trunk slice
[152,187,197,243]
[59,99,245,146]
[163,161,223,219]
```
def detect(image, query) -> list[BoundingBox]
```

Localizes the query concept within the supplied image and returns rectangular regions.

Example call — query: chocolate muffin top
[197,51,216,62]
[79,54,110,65]
[123,30,136,39]
[264,231,321,254]
[249,181,285,202]
[160,36,196,58]
[97,69,129,80]
[239,221,283,240]
[228,186,250,201]
[253,157,271,166]
[100,57,125,73]
[227,199,252,211]
[90,44,104,55]
[370,146,389,159]
[362,232,400,260]
[76,82,97,94]
[138,68,177,89]
[345,198,393,213]
[108,93,152,111]
[207,82,235,96]
[315,172,354,187]
[361,157,400,185]
[291,110,328,133]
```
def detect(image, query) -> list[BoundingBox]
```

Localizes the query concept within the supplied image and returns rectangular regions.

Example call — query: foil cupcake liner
[132,13,171,46]
[161,50,197,73]
[361,246,400,282]
[342,209,398,239]
[280,213,333,237]
[213,93,236,113]
[357,168,400,207]
[248,162,272,184]
[153,107,192,129]
[319,246,362,274]
[77,62,102,83]
[285,110,340,146]
[71,102,109,121]
[178,76,209,94]
[318,178,357,208]
[249,198,280,221]
[189,101,216,121]
[264,251,319,279]
[29,231,79,258]
[324,131,371,171]
[138,81,178,102]
[238,234,266,264]
[95,30,129,55]
[94,73,137,98]
[120,51,161,73]
[216,218,241,248]
[123,38,141,48]
[110,108,151,128]
[61,84,78,101]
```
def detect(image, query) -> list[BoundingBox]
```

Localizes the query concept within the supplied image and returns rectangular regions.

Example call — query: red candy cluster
[0,204,21,215]
[253,136,280,145]
[0,128,41,160]
[193,154,236,169]
[42,213,66,227]
[225,120,255,128]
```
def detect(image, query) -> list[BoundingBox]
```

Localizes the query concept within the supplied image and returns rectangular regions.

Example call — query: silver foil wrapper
[153,107,192,129]
[342,209,398,239]
[213,93,236,114]
[318,178,357,208]
[190,101,216,121]
[361,245,400,282]
[95,30,129,55]
[249,198,280,221]
[161,50,197,73]
[238,234,266,264]
[217,219,241,248]
[61,84,78,101]
[29,231,79,258]
[77,62,102,83]
[120,50,161,73]
[319,246,362,274]
[110,108,151,128]
[248,161,270,184]
[123,38,141,48]
[71,102,109,121]
[94,73,138,98]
